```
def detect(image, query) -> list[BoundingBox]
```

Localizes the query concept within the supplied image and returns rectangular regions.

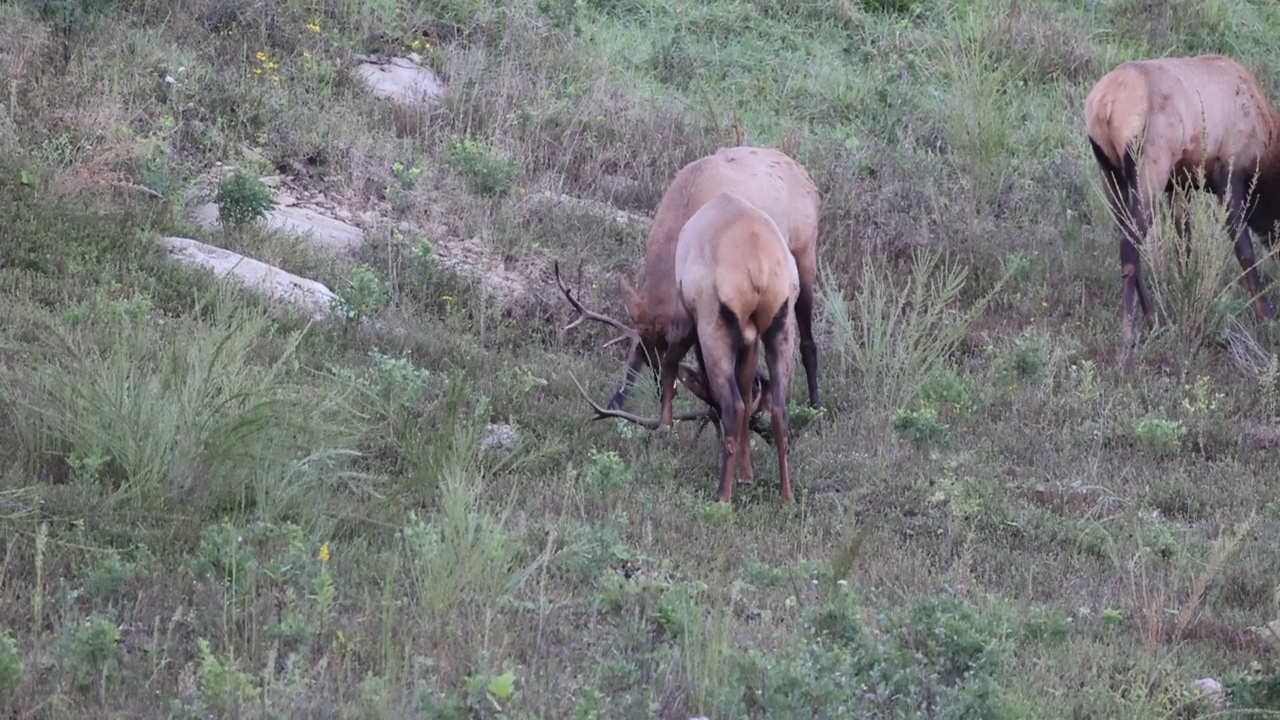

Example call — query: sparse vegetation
[3,0,1280,716]
[215,170,277,234]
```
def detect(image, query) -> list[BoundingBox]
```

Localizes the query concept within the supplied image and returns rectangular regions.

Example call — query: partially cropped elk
[568,191,800,503]
[593,146,822,412]
[1084,54,1280,345]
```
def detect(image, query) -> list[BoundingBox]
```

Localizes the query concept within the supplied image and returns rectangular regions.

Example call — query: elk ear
[619,277,644,325]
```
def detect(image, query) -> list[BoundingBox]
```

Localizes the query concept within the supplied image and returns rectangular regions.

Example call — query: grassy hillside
[5,0,1280,716]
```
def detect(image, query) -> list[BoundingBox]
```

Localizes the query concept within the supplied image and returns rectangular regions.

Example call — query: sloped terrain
[3,0,1280,717]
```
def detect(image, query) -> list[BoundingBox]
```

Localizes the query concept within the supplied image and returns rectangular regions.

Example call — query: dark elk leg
[1115,179,1155,347]
[1120,232,1155,346]
[763,322,795,504]
[1093,143,1154,347]
[658,333,696,427]
[606,341,648,410]
[712,371,746,505]
[1225,173,1276,321]
[733,343,759,485]
[795,281,820,410]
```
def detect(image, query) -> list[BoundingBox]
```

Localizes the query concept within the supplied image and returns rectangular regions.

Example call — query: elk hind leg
[763,300,796,503]
[733,341,759,485]
[699,322,745,504]
[1123,151,1164,343]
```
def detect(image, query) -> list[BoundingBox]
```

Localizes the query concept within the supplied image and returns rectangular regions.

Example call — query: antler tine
[553,261,641,346]
[568,371,714,429]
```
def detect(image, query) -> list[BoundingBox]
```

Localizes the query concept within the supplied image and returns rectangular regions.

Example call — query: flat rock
[160,236,340,321]
[355,55,445,105]
[189,203,365,254]
[524,190,650,229]
[267,205,365,253]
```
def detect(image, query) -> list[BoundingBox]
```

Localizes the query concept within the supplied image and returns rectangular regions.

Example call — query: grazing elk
[567,191,800,503]
[1084,54,1280,345]
[593,146,822,412]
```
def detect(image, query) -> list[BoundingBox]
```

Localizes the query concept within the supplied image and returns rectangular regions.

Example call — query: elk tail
[719,301,755,346]
[762,299,790,346]
[1120,144,1139,190]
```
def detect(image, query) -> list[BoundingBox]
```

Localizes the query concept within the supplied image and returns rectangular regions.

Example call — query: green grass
[3,0,1280,716]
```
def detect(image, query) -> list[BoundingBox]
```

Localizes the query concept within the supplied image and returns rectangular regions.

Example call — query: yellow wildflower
[306,22,321,33]
[256,51,267,63]
[441,295,454,303]
[318,542,330,563]
[411,39,421,49]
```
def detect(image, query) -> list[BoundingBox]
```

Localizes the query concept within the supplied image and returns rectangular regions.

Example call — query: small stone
[482,423,518,451]
[1193,677,1226,709]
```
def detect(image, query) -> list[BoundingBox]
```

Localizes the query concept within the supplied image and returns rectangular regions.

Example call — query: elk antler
[554,260,641,352]
[568,371,715,429]
[675,363,776,445]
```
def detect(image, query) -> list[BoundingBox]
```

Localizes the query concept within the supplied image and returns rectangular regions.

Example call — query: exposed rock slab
[355,54,445,105]
[160,236,340,321]
[189,202,365,254]
[429,234,531,303]
[523,190,651,230]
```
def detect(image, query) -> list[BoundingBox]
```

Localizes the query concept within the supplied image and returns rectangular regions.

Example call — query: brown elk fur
[657,190,800,504]
[610,145,821,412]
[1084,54,1280,345]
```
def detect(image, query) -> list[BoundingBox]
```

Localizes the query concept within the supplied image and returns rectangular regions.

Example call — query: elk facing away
[1084,54,1280,345]
[564,191,800,503]
[598,146,821,412]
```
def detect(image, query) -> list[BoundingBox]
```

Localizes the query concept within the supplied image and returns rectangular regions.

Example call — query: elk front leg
[795,272,820,411]
[658,333,696,427]
[1226,173,1275,321]
[605,341,647,410]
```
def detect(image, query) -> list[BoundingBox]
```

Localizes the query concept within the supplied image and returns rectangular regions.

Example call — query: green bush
[215,170,276,233]
[446,135,521,197]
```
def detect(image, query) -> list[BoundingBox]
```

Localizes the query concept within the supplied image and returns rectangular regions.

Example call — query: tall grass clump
[386,409,555,689]
[1129,163,1273,353]
[932,0,1028,206]
[823,247,1010,414]
[1,292,359,512]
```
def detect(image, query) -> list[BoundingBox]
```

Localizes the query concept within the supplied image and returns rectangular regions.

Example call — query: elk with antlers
[561,190,801,503]
[671,190,800,502]
[564,146,822,413]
